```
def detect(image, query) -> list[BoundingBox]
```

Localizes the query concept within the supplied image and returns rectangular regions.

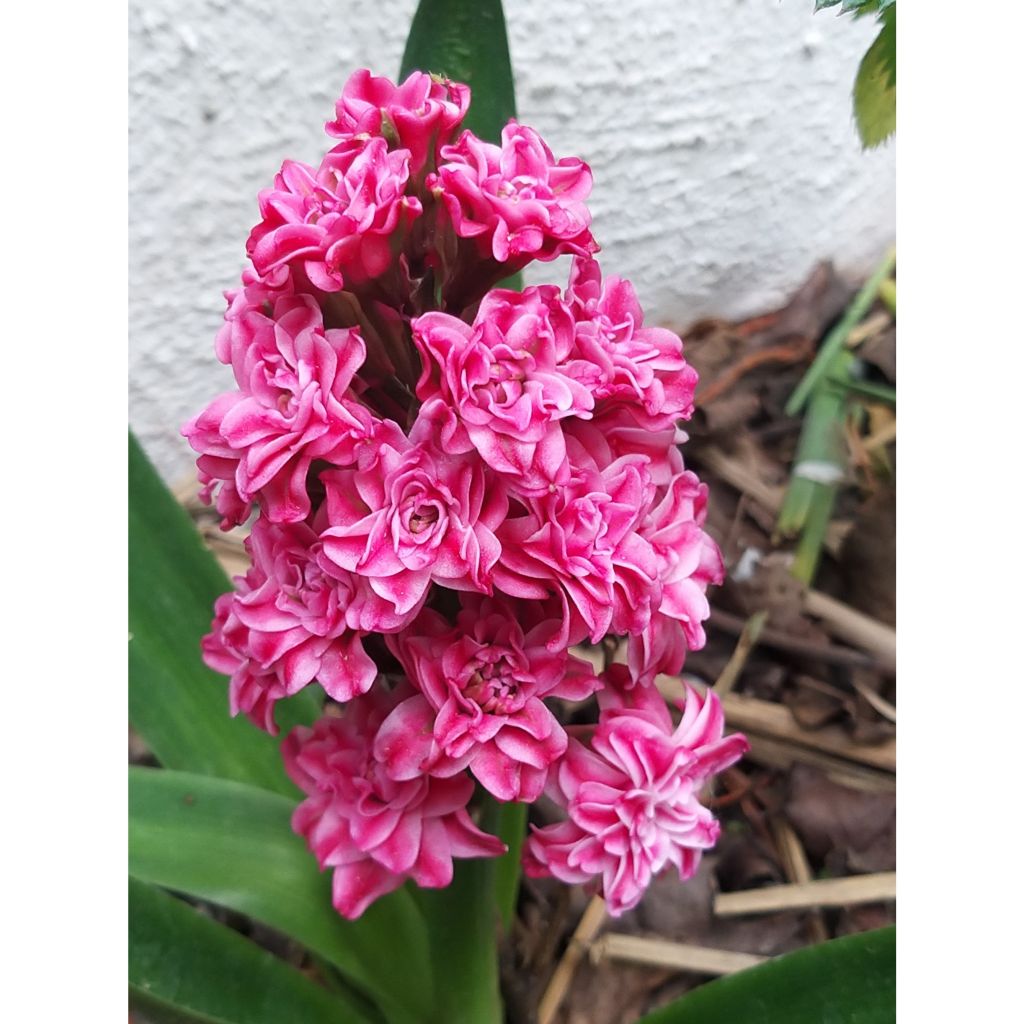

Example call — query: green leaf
[638,927,895,1024]
[854,8,896,148]
[128,431,320,796]
[129,877,371,1024]
[815,0,893,17]
[129,767,434,1024]
[493,800,527,930]
[400,0,516,145]
[413,860,503,1024]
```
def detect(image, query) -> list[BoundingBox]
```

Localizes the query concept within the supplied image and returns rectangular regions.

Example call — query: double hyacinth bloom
[184,68,745,920]
[524,677,748,915]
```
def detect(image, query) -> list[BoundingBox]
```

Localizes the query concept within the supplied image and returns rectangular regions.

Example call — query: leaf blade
[128,766,434,1024]
[128,431,319,796]
[400,0,516,144]
[129,877,370,1024]
[637,927,895,1023]
[854,8,896,148]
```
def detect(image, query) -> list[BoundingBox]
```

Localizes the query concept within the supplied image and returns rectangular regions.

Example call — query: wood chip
[591,934,766,976]
[714,872,896,916]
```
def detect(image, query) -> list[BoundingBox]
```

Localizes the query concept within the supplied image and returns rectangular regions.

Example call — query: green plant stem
[492,800,528,931]
[791,481,839,585]
[785,246,896,416]
[777,378,848,538]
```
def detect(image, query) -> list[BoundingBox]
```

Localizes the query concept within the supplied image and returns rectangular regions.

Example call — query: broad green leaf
[638,926,895,1024]
[853,8,896,148]
[129,767,434,1024]
[400,0,516,145]
[129,877,371,1024]
[128,432,319,796]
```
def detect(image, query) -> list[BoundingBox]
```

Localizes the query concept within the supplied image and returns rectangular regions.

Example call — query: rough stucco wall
[129,0,895,483]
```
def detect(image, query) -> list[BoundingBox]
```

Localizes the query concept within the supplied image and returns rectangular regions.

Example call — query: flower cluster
[184,69,746,920]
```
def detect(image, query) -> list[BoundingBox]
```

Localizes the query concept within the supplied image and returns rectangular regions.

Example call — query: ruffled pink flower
[284,691,505,919]
[493,455,660,646]
[326,69,470,174]
[429,122,596,266]
[375,599,598,801]
[523,682,748,916]
[200,518,378,733]
[566,257,698,430]
[630,470,725,682]
[412,286,593,492]
[318,434,507,621]
[563,409,686,487]
[247,137,422,292]
[182,295,376,526]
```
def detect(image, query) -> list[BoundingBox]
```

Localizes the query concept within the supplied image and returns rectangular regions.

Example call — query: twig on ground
[743,734,895,794]
[695,446,786,515]
[849,676,897,724]
[709,608,891,675]
[713,611,768,697]
[845,311,892,349]
[714,872,896,917]
[721,693,896,773]
[537,896,607,1024]
[802,589,896,673]
[770,819,830,944]
[590,935,767,976]
[695,336,812,409]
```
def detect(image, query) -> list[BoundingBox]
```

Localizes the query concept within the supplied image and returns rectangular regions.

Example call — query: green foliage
[638,927,896,1023]
[854,7,896,148]
[400,0,516,145]
[129,877,366,1024]
[129,767,434,1024]
[128,432,319,797]
[816,1,896,149]
[815,0,894,16]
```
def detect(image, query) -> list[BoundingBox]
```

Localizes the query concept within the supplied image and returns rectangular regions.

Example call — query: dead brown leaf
[785,766,895,875]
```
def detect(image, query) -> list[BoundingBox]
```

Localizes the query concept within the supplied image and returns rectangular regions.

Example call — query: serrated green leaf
[854,8,896,148]
[637,927,895,1023]
[129,767,434,1024]
[128,431,320,797]
[400,0,515,145]
[129,877,371,1024]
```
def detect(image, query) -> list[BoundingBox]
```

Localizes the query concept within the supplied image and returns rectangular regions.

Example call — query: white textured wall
[130,0,895,482]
